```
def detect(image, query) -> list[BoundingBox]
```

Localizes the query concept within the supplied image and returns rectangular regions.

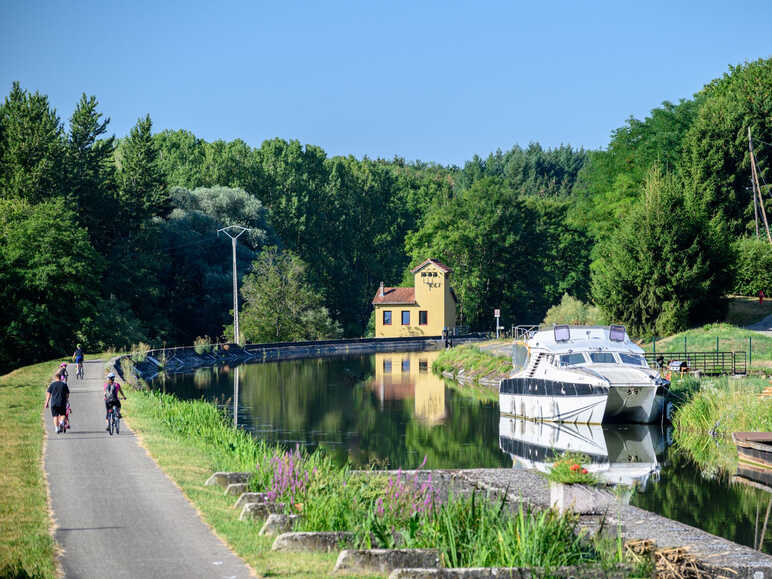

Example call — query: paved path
[747,313,772,338]
[44,361,253,579]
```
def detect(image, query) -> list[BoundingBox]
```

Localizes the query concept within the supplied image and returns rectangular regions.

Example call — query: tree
[0,198,102,371]
[682,58,772,237]
[591,166,732,337]
[65,93,117,247]
[115,114,170,227]
[0,82,65,203]
[237,247,342,343]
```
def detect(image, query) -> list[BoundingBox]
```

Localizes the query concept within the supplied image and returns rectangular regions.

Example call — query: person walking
[45,370,70,434]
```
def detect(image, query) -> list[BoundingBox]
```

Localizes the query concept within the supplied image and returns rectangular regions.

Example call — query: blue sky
[1,1,769,165]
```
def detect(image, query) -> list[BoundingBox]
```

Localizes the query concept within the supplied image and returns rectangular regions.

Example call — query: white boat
[499,416,667,489]
[499,325,670,424]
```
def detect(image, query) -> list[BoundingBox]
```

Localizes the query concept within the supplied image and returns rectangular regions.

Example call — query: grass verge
[725,295,772,327]
[123,390,369,577]
[433,344,511,384]
[0,360,60,579]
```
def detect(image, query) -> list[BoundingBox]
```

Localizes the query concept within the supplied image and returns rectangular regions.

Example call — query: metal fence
[643,351,747,376]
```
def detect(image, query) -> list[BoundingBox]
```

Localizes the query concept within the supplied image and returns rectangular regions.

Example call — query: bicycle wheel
[115,415,120,435]
[108,411,114,435]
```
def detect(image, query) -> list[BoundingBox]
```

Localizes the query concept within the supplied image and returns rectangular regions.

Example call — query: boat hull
[499,377,663,424]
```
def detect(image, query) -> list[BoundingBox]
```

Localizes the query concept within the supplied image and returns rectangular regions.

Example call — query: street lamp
[217,225,251,345]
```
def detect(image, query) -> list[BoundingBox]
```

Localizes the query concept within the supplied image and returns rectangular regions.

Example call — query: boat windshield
[589,352,616,364]
[558,353,586,367]
[619,353,647,367]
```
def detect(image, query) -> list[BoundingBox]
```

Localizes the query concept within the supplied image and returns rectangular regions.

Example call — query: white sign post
[494,309,501,339]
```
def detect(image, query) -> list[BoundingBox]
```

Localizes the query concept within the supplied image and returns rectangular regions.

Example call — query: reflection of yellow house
[371,351,446,425]
[372,259,457,338]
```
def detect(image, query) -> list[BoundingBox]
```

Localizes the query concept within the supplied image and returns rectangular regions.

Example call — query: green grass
[0,360,60,579]
[642,323,772,373]
[672,376,772,475]
[124,390,368,577]
[433,344,511,384]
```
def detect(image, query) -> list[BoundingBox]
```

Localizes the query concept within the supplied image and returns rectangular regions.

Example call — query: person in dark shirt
[45,371,70,434]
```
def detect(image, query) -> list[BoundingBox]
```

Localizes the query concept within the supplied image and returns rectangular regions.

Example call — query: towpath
[747,313,772,338]
[44,360,252,578]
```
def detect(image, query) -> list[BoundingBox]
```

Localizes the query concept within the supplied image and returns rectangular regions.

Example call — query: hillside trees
[406,178,591,328]
[591,166,732,336]
[682,58,772,236]
[238,247,342,342]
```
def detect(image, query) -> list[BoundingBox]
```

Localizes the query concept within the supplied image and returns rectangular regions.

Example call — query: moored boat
[500,325,670,424]
[733,432,772,489]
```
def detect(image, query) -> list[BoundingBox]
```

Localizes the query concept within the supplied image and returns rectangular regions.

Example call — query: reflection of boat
[498,416,667,489]
[500,325,669,424]
[733,432,772,490]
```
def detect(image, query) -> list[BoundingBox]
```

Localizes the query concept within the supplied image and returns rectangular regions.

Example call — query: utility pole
[749,128,772,244]
[217,225,251,344]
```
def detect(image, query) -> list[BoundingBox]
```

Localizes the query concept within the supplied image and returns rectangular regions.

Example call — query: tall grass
[433,344,511,383]
[673,376,772,474]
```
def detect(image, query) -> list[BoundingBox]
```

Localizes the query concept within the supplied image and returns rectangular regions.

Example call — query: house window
[401,359,410,372]
[401,311,410,325]
[383,359,392,373]
[419,311,428,325]
[383,310,392,325]
[419,360,428,373]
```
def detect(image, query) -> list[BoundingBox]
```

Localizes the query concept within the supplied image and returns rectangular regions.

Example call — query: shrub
[193,336,213,355]
[542,294,606,326]
[130,342,151,363]
[731,237,772,296]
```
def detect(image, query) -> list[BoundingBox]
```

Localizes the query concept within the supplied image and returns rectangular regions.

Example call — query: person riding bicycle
[58,362,69,383]
[104,373,127,431]
[72,344,84,377]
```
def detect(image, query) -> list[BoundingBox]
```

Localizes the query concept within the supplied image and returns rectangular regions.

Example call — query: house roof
[410,259,452,274]
[372,287,416,305]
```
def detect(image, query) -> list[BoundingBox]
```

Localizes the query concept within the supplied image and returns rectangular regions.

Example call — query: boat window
[559,353,586,367]
[589,352,616,364]
[619,353,646,366]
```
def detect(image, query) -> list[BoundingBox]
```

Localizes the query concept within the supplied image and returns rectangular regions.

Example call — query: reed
[673,376,772,474]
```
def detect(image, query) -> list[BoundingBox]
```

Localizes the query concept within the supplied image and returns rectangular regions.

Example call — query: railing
[643,351,747,376]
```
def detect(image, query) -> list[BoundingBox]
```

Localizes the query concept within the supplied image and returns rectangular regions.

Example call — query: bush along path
[44,360,252,579]
[125,388,650,576]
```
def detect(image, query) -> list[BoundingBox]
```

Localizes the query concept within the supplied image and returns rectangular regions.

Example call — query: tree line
[0,57,769,371]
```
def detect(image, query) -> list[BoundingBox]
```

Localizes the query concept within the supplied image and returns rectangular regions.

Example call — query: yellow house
[372,259,457,338]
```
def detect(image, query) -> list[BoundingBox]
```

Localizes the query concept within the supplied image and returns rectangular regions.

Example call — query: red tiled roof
[372,287,416,305]
[411,258,452,274]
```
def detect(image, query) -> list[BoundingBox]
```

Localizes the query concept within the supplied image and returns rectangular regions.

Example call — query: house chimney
[379,281,384,297]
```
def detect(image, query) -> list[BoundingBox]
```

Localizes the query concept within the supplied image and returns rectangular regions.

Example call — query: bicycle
[107,405,120,435]
[76,362,84,380]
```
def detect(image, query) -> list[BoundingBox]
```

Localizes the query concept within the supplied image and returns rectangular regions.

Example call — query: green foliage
[407,178,591,327]
[592,166,732,337]
[682,58,772,237]
[547,453,600,485]
[542,294,606,326]
[672,376,772,475]
[193,336,213,355]
[238,247,342,342]
[0,82,65,204]
[130,342,151,363]
[731,237,772,295]
[0,198,102,372]
[433,344,511,382]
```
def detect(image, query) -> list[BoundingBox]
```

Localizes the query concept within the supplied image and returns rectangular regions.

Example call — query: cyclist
[58,362,69,383]
[72,344,84,378]
[104,373,127,431]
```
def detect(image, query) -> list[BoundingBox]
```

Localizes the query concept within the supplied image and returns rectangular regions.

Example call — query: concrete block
[258,514,302,536]
[234,492,269,510]
[239,502,283,521]
[549,482,617,515]
[333,549,439,575]
[271,531,354,553]
[204,471,253,487]
[388,565,631,579]
[225,482,249,496]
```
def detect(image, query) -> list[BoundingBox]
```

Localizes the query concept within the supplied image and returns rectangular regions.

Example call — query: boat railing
[643,351,747,376]
[513,325,540,342]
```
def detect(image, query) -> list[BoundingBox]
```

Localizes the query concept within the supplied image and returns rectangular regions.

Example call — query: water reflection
[498,418,666,490]
[157,350,507,470]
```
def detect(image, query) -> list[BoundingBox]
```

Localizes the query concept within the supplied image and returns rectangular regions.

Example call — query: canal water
[156,350,770,554]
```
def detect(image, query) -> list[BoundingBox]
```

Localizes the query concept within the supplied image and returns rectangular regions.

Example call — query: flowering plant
[546,453,600,485]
